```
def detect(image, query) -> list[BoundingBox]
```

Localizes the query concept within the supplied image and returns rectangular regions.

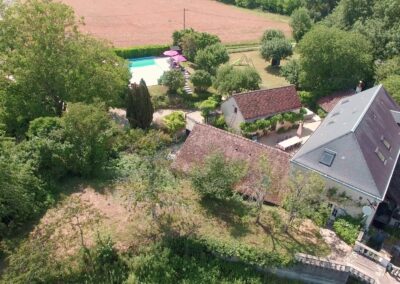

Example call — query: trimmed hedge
[114,44,170,59]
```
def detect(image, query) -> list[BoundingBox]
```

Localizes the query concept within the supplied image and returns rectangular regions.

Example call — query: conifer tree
[126,79,154,129]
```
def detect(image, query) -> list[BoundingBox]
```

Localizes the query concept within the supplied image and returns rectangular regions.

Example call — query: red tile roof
[172,124,290,205]
[232,85,301,120]
[317,89,355,113]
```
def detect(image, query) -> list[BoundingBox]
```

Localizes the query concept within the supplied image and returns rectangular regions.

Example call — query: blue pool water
[129,57,156,68]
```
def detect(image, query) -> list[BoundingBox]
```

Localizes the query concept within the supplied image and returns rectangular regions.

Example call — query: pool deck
[130,57,171,86]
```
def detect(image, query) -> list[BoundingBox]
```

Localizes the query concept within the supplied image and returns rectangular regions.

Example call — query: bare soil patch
[60,0,291,47]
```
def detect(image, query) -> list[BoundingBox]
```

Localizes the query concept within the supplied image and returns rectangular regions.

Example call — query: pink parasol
[163,50,178,57]
[172,54,187,62]
[296,121,303,137]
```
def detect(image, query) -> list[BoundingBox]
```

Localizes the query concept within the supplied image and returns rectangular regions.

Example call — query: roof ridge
[351,84,382,132]
[196,123,291,158]
[230,85,295,99]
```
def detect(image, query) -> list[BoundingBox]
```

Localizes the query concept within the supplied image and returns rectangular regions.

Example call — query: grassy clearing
[229,50,292,89]
[232,6,291,23]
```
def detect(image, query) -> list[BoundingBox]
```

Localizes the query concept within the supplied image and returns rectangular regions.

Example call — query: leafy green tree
[260,38,293,66]
[197,97,219,122]
[280,59,301,87]
[159,70,185,93]
[0,137,46,237]
[191,152,248,199]
[194,43,229,74]
[62,103,117,177]
[290,8,313,42]
[382,76,400,105]
[261,29,285,43]
[173,29,221,61]
[190,70,212,92]
[126,79,154,129]
[163,111,185,138]
[214,65,261,95]
[298,25,373,94]
[0,0,130,136]
[301,0,338,21]
[283,171,325,231]
[375,56,400,82]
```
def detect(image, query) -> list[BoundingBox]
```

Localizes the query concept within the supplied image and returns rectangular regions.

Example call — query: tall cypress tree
[126,79,154,129]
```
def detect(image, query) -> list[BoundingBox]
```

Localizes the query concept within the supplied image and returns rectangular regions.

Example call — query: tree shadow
[256,220,278,251]
[199,197,252,238]
[265,65,282,76]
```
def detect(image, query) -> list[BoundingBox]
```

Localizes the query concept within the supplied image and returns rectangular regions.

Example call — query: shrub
[197,97,219,119]
[163,111,185,136]
[191,152,248,199]
[114,44,170,59]
[190,70,212,92]
[280,59,301,87]
[333,215,361,245]
[159,70,185,93]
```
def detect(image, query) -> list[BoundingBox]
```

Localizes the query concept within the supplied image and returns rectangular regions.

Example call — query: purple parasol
[172,54,187,62]
[163,50,179,57]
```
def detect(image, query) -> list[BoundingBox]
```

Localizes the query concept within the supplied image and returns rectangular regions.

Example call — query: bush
[261,29,285,43]
[190,70,213,92]
[114,44,170,59]
[191,152,248,199]
[197,97,219,118]
[159,70,185,93]
[194,43,229,74]
[280,59,301,87]
[214,65,261,95]
[333,215,361,245]
[163,111,185,136]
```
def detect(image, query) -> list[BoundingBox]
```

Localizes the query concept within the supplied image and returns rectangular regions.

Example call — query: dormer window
[381,136,391,150]
[375,147,387,165]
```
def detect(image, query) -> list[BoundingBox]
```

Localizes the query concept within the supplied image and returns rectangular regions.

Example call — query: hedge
[114,44,170,59]
[168,236,293,268]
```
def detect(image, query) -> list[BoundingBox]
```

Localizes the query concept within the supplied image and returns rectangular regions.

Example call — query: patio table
[277,136,302,151]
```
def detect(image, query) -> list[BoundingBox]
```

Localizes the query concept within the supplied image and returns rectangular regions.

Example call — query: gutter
[290,159,383,202]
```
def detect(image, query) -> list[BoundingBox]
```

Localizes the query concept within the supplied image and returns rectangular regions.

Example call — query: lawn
[229,50,293,89]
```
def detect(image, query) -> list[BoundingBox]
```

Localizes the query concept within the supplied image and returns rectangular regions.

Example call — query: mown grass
[229,50,292,89]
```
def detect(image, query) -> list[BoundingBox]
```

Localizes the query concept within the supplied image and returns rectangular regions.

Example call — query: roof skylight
[319,150,336,167]
[381,136,391,150]
[375,147,387,165]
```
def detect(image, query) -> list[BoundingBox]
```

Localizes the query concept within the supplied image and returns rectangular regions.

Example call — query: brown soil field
[60,0,291,47]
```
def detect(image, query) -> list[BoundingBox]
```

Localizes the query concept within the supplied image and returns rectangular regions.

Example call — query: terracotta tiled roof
[172,124,290,205]
[232,85,301,120]
[317,89,355,113]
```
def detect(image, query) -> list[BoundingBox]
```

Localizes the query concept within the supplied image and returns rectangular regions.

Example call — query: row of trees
[279,0,400,105]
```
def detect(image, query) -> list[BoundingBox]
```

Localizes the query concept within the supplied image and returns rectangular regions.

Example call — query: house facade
[291,85,400,228]
[221,85,302,131]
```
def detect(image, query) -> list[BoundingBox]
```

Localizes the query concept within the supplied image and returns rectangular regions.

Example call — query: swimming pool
[129,56,171,86]
[128,57,156,68]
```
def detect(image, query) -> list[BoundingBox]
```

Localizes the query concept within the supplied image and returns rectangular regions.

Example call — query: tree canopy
[194,43,229,75]
[298,25,373,94]
[0,0,130,136]
[260,29,292,66]
[290,8,313,42]
[214,65,261,95]
[126,80,154,129]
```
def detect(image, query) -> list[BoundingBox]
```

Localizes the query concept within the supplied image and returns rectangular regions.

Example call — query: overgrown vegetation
[333,215,362,245]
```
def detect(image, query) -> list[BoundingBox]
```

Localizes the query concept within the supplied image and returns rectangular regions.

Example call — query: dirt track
[60,0,291,47]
